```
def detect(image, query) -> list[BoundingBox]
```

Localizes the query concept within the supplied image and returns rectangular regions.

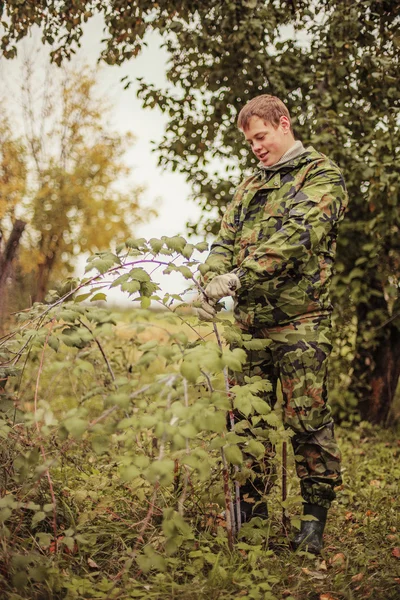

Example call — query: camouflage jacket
[203,147,348,327]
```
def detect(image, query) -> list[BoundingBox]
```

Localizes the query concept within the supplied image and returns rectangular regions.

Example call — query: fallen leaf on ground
[369,479,381,487]
[330,553,346,569]
[318,560,328,571]
[87,558,99,568]
[351,573,363,582]
[301,567,327,580]
[392,547,400,559]
[320,594,338,600]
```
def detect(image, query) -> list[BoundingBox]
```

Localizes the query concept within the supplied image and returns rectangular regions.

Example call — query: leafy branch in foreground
[0,234,293,597]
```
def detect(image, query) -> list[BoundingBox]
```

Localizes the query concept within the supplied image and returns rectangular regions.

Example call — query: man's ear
[280,115,291,133]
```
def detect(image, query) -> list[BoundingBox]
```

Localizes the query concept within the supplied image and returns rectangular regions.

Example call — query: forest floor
[1,309,399,600]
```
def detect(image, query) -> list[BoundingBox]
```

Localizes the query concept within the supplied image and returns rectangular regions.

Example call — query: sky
[0,15,212,304]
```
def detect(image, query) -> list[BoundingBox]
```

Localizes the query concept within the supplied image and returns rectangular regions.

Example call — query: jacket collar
[257,145,319,179]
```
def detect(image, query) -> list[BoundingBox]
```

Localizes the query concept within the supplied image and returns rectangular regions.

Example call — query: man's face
[242,115,292,167]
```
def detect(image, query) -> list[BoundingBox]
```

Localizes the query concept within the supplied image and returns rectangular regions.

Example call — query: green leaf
[198,263,210,275]
[243,339,272,350]
[61,536,75,551]
[177,266,193,279]
[182,243,195,258]
[0,508,12,523]
[90,292,107,302]
[204,411,227,432]
[180,361,201,383]
[92,435,110,455]
[145,459,175,486]
[348,267,365,280]
[63,416,87,439]
[149,238,164,253]
[226,432,245,444]
[222,348,247,371]
[209,437,225,449]
[179,423,198,438]
[234,395,252,417]
[140,296,151,308]
[48,335,60,352]
[36,533,52,548]
[129,267,151,282]
[264,413,280,427]
[195,241,209,252]
[31,511,46,527]
[163,235,187,252]
[121,280,141,295]
[136,548,166,573]
[85,254,119,274]
[120,465,140,482]
[223,445,243,466]
[246,439,265,459]
[125,237,147,249]
[251,398,271,415]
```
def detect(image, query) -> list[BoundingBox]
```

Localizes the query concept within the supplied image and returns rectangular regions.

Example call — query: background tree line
[0,0,399,424]
[0,60,150,325]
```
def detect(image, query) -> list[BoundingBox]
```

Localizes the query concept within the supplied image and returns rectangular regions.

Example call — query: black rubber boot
[239,480,269,523]
[292,504,328,554]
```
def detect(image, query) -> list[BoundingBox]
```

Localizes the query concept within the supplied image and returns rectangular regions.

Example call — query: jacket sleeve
[201,193,240,285]
[234,163,348,288]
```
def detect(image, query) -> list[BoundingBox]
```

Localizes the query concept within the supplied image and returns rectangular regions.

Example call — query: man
[198,95,348,554]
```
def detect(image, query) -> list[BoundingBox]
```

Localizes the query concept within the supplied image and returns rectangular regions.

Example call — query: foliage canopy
[0,63,151,306]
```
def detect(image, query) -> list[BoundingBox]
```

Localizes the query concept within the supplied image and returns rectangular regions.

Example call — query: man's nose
[253,140,263,153]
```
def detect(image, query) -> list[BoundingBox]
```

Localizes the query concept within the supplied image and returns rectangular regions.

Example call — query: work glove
[195,295,217,321]
[204,272,241,302]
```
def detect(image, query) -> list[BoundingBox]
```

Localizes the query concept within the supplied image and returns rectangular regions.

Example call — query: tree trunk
[32,250,57,303]
[363,324,400,424]
[0,219,26,331]
[350,292,400,425]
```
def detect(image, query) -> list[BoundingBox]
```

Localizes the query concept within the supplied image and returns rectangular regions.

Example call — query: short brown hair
[237,94,293,133]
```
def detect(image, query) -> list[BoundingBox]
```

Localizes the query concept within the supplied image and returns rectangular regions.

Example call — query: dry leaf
[369,479,381,487]
[351,573,364,582]
[318,560,328,571]
[301,567,327,580]
[87,557,99,568]
[320,594,338,600]
[392,547,400,559]
[330,553,346,569]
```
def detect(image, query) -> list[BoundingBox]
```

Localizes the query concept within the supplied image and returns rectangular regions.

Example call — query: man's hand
[195,295,217,321]
[204,272,241,302]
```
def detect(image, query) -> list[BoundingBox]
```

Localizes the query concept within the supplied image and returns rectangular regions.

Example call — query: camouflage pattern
[203,147,347,508]
[230,316,342,509]
[204,147,348,328]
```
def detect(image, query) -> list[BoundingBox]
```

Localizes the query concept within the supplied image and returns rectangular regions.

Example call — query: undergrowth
[0,237,399,599]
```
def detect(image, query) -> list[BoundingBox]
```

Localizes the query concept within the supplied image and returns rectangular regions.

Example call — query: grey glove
[195,295,217,321]
[204,273,241,302]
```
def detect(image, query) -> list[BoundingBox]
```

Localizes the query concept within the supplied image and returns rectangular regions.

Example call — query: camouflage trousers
[230,314,342,509]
